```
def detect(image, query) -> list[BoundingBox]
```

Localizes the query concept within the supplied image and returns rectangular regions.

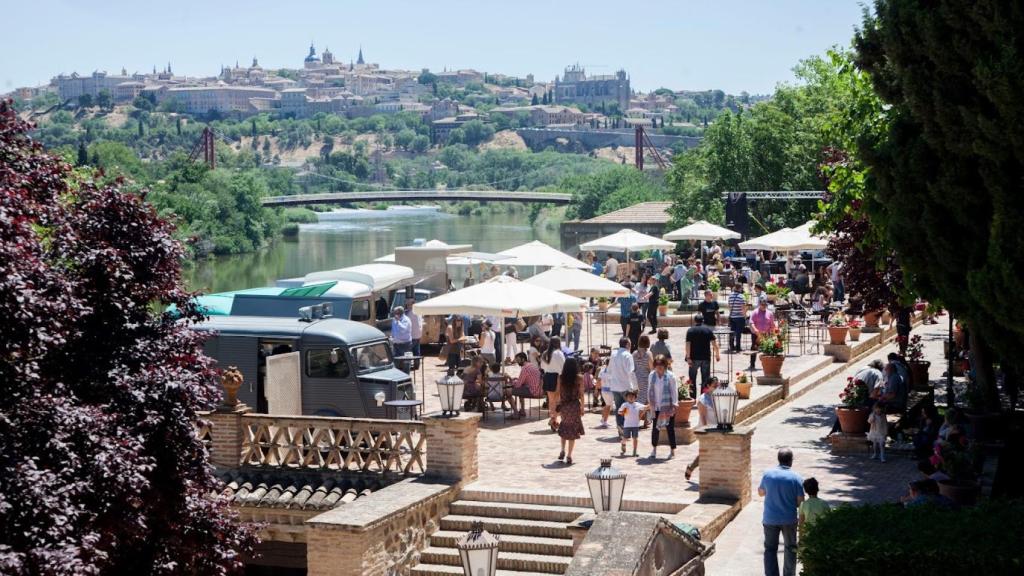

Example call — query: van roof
[192,315,385,344]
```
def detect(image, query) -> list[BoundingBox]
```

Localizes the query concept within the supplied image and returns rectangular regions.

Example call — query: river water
[183,208,562,294]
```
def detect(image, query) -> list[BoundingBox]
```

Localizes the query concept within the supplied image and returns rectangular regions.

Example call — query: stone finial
[221,366,243,407]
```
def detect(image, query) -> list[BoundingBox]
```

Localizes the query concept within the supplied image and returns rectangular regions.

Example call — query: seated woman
[460,356,487,412]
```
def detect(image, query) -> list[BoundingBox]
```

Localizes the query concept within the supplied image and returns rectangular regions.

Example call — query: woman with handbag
[646,355,679,460]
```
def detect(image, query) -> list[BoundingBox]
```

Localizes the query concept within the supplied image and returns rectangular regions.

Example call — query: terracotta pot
[836,406,870,434]
[598,302,610,312]
[735,380,752,399]
[221,366,244,407]
[938,480,979,506]
[760,354,784,378]
[908,360,931,390]
[767,294,777,304]
[849,327,861,342]
[881,310,892,324]
[863,310,881,328]
[658,305,668,317]
[828,326,849,345]
[675,399,695,424]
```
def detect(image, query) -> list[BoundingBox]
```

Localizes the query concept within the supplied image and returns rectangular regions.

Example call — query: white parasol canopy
[662,220,741,242]
[497,240,590,269]
[524,267,630,298]
[413,275,587,317]
[579,228,675,253]
[739,221,829,252]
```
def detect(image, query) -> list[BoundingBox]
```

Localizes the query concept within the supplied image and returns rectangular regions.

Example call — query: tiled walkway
[706,319,948,575]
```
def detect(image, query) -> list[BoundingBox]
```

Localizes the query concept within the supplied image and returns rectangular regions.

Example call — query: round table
[384,399,424,421]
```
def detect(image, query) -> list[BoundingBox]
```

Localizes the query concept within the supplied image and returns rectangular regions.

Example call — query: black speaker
[725,192,749,239]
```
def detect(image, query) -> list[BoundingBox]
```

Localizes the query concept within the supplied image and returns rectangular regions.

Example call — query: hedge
[799,501,1024,576]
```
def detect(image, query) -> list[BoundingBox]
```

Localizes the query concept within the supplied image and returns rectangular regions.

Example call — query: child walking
[617,390,645,457]
[867,403,889,462]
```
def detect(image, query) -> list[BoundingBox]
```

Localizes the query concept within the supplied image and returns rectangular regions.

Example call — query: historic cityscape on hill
[2,1,1023,575]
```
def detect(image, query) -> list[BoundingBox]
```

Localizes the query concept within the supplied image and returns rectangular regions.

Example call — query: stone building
[164,85,277,115]
[554,64,630,111]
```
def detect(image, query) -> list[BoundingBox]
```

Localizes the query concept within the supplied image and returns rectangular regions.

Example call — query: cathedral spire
[357,45,364,65]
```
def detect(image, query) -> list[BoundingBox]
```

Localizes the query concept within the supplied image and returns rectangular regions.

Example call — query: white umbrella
[444,251,512,266]
[414,275,587,317]
[738,227,794,251]
[524,267,630,298]
[497,240,590,269]
[579,228,675,253]
[739,222,829,252]
[662,220,740,242]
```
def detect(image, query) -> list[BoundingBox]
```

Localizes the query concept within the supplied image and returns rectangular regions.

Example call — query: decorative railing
[239,415,426,476]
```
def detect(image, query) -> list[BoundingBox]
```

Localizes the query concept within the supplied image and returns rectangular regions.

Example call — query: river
[183,208,562,293]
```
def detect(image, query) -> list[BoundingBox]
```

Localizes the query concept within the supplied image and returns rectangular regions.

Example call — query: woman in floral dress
[556,357,585,465]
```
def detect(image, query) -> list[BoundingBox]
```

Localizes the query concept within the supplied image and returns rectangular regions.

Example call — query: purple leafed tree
[0,101,255,574]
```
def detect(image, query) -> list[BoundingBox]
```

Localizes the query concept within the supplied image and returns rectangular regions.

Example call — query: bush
[800,501,1024,576]
[283,207,318,223]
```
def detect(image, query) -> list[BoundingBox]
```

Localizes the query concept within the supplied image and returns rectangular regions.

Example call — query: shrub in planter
[800,501,1024,576]
[733,371,752,399]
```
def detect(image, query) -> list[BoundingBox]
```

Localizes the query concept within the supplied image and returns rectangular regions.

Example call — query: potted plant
[836,377,870,434]
[765,281,788,304]
[707,276,721,294]
[827,312,849,345]
[758,324,786,378]
[734,371,752,399]
[905,334,931,390]
[848,318,862,341]
[658,292,669,316]
[675,380,695,424]
[863,309,882,329]
[933,438,980,505]
[597,296,610,312]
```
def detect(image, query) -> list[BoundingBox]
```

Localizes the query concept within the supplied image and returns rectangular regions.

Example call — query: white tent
[579,228,675,254]
[738,221,829,252]
[413,275,587,317]
[444,252,512,266]
[738,227,793,251]
[497,240,590,269]
[662,220,740,242]
[524,267,630,298]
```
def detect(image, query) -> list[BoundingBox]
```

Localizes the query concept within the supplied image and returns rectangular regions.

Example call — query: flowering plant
[907,334,925,362]
[839,376,868,407]
[707,276,721,293]
[930,437,976,484]
[828,311,849,327]
[758,328,785,356]
[678,379,693,401]
[848,318,862,329]
[735,371,749,384]
[765,281,790,297]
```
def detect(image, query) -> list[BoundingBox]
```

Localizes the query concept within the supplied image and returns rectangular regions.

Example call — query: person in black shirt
[696,290,720,326]
[893,306,913,356]
[626,303,645,352]
[646,277,661,334]
[685,315,720,396]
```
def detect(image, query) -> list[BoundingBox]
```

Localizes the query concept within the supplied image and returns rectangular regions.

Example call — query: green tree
[77,93,93,109]
[531,93,539,106]
[563,166,669,220]
[76,139,88,166]
[132,95,154,111]
[459,120,495,146]
[411,134,430,153]
[854,0,1024,405]
[95,89,112,111]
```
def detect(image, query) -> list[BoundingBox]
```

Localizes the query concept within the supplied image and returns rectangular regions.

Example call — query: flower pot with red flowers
[932,438,980,506]
[734,372,752,399]
[905,334,931,390]
[827,312,849,345]
[675,382,695,423]
[836,377,869,434]
[758,327,786,378]
[848,319,862,341]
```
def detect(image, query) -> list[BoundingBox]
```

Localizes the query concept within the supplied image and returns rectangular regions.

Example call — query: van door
[265,352,301,414]
[302,347,361,417]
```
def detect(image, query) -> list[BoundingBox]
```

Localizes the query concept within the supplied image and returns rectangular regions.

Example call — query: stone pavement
[705,319,949,575]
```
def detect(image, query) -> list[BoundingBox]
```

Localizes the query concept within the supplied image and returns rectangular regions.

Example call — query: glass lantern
[585,458,627,514]
[710,385,739,431]
[457,521,499,576]
[436,370,464,417]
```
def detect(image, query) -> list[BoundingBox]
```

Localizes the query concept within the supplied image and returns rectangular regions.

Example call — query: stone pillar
[694,426,755,505]
[206,404,251,468]
[306,525,386,576]
[422,411,481,484]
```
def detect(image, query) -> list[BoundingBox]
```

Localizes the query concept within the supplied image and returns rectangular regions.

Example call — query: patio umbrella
[413,275,587,317]
[579,228,674,276]
[738,222,829,252]
[497,240,590,269]
[737,227,794,251]
[524,267,630,298]
[662,220,741,265]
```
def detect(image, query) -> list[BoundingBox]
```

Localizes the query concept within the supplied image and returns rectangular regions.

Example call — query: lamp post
[436,370,464,417]
[457,521,499,576]
[585,458,627,514]
[710,385,739,431]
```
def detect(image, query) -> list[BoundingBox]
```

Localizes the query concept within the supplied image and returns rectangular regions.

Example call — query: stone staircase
[410,490,590,576]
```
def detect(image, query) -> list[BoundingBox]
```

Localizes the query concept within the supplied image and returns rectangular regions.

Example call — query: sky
[2,0,867,95]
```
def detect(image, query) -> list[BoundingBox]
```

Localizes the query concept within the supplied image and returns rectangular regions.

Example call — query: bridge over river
[262,190,572,207]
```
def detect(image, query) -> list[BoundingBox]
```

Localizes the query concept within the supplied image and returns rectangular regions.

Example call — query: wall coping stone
[305,477,454,532]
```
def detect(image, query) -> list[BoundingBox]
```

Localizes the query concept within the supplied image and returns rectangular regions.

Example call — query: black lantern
[436,370,464,417]
[457,521,499,576]
[585,458,627,514]
[710,385,739,431]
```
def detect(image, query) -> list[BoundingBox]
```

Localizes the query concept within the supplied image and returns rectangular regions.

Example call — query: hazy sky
[3,0,866,94]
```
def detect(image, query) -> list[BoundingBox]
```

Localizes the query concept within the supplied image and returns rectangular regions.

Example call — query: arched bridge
[262,190,572,207]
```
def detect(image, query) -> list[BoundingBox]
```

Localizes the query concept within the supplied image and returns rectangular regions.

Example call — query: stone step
[440,515,571,540]
[449,500,588,523]
[459,486,683,514]
[420,546,571,574]
[411,564,551,576]
[429,530,574,557]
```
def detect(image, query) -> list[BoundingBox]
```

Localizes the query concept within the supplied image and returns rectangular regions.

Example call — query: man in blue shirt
[390,306,413,372]
[758,448,804,576]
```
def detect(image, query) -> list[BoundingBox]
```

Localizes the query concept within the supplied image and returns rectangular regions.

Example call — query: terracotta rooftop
[578,201,673,224]
[219,469,383,511]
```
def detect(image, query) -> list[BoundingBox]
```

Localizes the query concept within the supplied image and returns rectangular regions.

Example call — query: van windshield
[351,342,392,373]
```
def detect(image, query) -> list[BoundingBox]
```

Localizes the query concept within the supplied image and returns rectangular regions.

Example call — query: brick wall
[695,427,754,505]
[422,411,481,484]
[206,405,250,468]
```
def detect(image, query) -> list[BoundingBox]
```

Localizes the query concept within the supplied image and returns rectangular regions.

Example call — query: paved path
[706,319,949,575]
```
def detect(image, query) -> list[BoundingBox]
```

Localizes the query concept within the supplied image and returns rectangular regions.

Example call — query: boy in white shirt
[617,390,646,457]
